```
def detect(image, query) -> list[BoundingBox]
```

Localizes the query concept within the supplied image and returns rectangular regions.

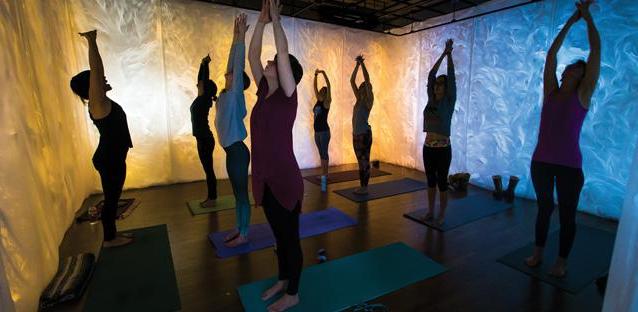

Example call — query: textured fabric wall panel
[0,0,94,310]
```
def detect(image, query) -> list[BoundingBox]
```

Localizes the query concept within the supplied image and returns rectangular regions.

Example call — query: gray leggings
[314,130,331,160]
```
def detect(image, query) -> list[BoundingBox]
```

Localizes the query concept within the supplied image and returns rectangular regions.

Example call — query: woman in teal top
[423,39,456,225]
[214,14,252,247]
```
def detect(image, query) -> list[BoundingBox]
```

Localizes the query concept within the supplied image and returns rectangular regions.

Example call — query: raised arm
[322,71,332,108]
[231,14,248,93]
[445,39,456,104]
[314,69,320,98]
[79,30,109,119]
[270,0,296,97]
[360,59,370,85]
[544,9,580,98]
[249,0,270,85]
[427,51,446,99]
[350,61,361,98]
[577,0,600,109]
[198,55,211,83]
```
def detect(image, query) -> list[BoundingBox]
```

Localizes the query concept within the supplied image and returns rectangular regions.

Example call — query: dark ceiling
[198,0,492,33]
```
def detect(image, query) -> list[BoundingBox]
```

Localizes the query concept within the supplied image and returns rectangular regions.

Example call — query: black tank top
[313,101,329,132]
[190,96,213,138]
[91,100,133,153]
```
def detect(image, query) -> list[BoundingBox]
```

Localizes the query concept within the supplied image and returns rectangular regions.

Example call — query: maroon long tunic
[250,78,304,211]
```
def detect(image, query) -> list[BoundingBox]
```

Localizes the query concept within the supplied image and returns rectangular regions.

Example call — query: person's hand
[577,0,593,21]
[202,54,211,64]
[315,69,320,76]
[355,55,364,63]
[268,0,282,23]
[79,30,97,41]
[258,0,271,24]
[444,39,454,55]
[236,13,249,34]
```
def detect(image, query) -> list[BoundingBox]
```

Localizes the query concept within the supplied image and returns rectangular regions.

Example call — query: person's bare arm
[313,69,320,98]
[544,10,580,99]
[80,30,109,119]
[270,0,296,97]
[249,0,270,85]
[577,0,600,109]
[322,71,332,108]
[350,60,361,100]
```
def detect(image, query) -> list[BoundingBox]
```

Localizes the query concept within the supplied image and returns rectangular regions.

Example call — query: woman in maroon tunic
[248,0,304,310]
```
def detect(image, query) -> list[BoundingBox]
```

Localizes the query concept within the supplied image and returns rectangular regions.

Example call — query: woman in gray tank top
[350,55,374,195]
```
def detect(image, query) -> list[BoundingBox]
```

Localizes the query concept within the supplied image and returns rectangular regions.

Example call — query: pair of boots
[448,172,471,192]
[492,175,519,203]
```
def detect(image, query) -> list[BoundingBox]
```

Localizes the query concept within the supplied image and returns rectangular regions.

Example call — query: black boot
[504,176,519,203]
[492,175,503,200]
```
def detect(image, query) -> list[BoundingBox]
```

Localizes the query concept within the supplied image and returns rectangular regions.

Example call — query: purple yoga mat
[209,207,357,258]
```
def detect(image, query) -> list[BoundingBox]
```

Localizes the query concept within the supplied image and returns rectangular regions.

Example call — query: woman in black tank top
[313,69,332,191]
[71,30,133,248]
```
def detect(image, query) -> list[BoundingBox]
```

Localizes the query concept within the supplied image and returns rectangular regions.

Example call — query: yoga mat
[238,242,447,311]
[84,224,181,312]
[334,178,427,202]
[304,168,391,185]
[187,194,254,215]
[498,225,616,294]
[76,198,139,223]
[403,194,513,231]
[209,207,357,258]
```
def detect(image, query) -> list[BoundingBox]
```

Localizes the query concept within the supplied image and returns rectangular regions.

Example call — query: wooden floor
[58,162,617,312]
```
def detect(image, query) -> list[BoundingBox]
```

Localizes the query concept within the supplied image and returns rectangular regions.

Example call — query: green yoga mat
[187,194,254,215]
[238,242,446,311]
[84,224,181,312]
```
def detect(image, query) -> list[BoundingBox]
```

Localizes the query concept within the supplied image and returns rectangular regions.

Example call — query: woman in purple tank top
[249,0,304,310]
[526,0,600,278]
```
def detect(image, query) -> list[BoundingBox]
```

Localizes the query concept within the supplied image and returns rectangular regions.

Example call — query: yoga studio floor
[57,162,616,312]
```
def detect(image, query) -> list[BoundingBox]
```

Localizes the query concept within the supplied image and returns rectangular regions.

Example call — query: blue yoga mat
[238,242,447,311]
[209,207,357,258]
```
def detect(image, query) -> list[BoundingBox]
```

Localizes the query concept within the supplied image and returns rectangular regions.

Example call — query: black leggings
[262,185,302,295]
[422,145,452,191]
[93,149,128,241]
[531,161,584,258]
[353,130,372,187]
[196,136,217,200]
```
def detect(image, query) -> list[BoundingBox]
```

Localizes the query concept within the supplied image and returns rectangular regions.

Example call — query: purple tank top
[532,92,588,168]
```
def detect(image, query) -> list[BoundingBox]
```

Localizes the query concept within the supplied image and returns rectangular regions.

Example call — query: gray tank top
[352,98,371,135]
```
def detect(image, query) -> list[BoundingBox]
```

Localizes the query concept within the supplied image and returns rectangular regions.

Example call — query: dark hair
[203,79,218,100]
[70,70,91,100]
[437,74,448,86]
[275,54,303,85]
[242,71,251,90]
[571,59,587,76]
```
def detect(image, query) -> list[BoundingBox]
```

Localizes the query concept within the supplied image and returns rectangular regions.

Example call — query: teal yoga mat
[187,194,254,215]
[84,224,181,312]
[238,242,446,311]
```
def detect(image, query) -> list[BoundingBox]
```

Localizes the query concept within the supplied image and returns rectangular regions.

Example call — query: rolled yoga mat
[187,194,254,215]
[403,193,513,231]
[304,168,391,185]
[76,198,139,223]
[334,178,427,203]
[237,242,447,311]
[497,225,616,294]
[83,224,181,312]
[209,207,357,258]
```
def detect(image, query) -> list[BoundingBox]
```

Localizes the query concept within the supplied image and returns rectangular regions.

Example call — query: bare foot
[261,280,287,301]
[200,199,216,208]
[548,258,567,278]
[224,235,248,248]
[436,214,445,225]
[353,187,368,195]
[267,294,299,312]
[422,211,434,221]
[103,235,134,248]
[224,229,240,242]
[525,247,544,268]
